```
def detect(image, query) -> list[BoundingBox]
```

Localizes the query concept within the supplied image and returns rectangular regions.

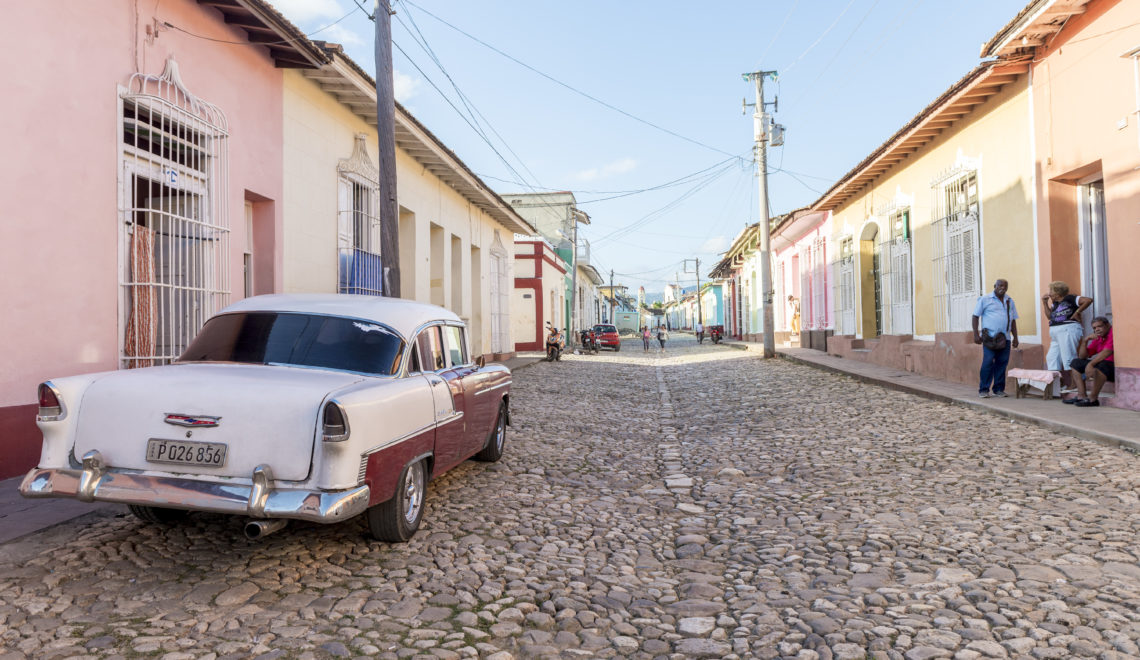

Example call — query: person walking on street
[641,325,651,352]
[788,295,801,334]
[695,321,704,344]
[972,278,1019,398]
[657,324,668,352]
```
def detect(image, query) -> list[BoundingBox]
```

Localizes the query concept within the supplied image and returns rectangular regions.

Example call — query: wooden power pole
[375,0,400,297]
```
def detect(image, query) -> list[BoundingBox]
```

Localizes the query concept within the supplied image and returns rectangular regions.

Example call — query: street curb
[722,341,750,352]
[776,352,1140,455]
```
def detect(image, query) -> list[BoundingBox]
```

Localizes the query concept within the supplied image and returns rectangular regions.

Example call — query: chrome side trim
[19,466,370,524]
[362,421,436,457]
[473,381,512,396]
[436,411,464,426]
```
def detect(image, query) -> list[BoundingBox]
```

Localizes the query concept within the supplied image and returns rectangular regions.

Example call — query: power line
[790,0,885,108]
[395,6,545,190]
[592,160,739,246]
[578,155,747,204]
[160,6,358,45]
[399,0,739,158]
[782,0,858,74]
[755,0,802,68]
[392,39,543,197]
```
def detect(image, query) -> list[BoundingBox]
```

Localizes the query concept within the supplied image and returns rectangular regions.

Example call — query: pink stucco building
[985,0,1140,410]
[0,1,326,478]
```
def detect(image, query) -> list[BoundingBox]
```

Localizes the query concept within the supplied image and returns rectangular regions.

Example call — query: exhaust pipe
[244,518,288,540]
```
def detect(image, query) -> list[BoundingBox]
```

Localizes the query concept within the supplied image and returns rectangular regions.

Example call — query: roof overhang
[198,0,328,68]
[773,209,828,251]
[812,61,1027,212]
[300,46,537,236]
[579,264,604,285]
[982,0,1091,59]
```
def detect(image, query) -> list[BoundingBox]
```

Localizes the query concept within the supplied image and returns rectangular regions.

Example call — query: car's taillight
[37,382,65,421]
[321,401,350,442]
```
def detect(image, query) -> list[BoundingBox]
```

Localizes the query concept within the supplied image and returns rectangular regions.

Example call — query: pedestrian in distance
[695,320,704,344]
[641,325,651,352]
[657,324,668,352]
[1041,281,1092,392]
[1066,316,1114,407]
[972,278,1019,398]
[788,295,801,334]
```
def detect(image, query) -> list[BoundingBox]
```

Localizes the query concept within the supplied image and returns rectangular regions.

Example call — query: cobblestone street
[3,336,1140,660]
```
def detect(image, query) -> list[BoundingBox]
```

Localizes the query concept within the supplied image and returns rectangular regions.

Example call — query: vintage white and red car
[19,294,511,542]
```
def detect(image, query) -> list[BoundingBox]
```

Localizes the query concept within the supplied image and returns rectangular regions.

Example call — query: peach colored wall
[1032,0,1140,374]
[0,0,284,408]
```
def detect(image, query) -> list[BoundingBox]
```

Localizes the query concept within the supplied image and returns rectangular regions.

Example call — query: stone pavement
[732,341,1139,452]
[2,336,1140,659]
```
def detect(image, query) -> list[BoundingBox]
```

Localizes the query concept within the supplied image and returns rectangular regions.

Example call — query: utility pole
[375,0,400,297]
[609,269,615,325]
[684,258,704,326]
[743,70,782,358]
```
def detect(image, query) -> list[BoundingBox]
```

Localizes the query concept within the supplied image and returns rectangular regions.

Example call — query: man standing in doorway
[695,320,704,344]
[972,278,1019,398]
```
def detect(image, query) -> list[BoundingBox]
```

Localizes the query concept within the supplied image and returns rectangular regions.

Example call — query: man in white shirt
[972,278,1019,398]
[695,321,704,344]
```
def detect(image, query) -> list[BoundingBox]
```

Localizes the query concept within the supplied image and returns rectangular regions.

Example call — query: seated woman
[1067,316,1114,407]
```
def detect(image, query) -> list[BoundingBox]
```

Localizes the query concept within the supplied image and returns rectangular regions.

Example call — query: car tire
[367,460,426,543]
[128,504,189,524]
[614,345,620,352]
[474,402,507,463]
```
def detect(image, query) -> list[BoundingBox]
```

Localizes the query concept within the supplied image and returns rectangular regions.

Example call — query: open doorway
[1079,178,1111,326]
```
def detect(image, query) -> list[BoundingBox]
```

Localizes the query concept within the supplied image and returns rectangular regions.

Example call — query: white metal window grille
[887,208,913,335]
[811,236,828,330]
[834,238,856,335]
[931,170,980,332]
[119,57,230,369]
[338,134,382,296]
[489,233,511,353]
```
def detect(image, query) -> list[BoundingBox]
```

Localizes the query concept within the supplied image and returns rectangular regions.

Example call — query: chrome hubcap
[403,463,424,525]
[495,414,505,451]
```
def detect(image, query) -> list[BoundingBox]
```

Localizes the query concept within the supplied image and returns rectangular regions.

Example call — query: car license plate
[146,438,227,467]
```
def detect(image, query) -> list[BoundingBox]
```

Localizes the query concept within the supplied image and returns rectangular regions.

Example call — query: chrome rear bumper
[19,451,369,524]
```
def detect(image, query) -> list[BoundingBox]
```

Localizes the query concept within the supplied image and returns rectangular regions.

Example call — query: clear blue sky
[270,0,1028,293]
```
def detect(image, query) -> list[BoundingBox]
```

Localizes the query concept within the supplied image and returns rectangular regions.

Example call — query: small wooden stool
[1006,369,1061,400]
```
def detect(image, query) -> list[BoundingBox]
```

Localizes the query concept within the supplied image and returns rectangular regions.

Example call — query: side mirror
[475,355,486,368]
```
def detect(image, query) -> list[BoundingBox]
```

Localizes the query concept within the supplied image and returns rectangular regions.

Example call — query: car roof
[220,294,462,340]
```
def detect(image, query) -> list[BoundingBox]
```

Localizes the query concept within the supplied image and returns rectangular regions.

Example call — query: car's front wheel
[128,505,189,524]
[367,460,426,542]
[474,402,507,462]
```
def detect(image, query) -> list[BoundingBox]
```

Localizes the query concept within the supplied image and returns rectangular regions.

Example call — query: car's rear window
[180,312,405,376]
[596,325,617,333]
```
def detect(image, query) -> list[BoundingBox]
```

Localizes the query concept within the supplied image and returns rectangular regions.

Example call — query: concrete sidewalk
[726,340,1140,453]
[0,352,548,548]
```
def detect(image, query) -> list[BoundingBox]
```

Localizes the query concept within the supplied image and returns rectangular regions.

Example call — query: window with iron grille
[834,237,856,335]
[931,169,980,332]
[119,58,230,369]
[338,135,382,296]
[811,236,828,330]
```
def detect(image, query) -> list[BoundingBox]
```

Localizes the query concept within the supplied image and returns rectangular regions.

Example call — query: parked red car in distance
[593,324,621,351]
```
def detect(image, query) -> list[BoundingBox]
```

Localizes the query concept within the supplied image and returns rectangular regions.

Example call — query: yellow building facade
[819,62,1045,384]
[281,49,534,360]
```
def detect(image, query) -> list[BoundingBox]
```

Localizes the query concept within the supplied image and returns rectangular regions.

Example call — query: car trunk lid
[73,363,365,481]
